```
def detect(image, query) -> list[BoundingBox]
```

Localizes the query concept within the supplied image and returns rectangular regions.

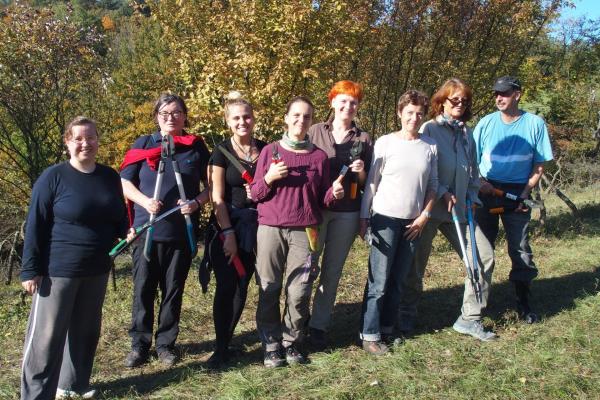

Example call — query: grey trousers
[400,218,495,322]
[255,225,313,352]
[309,210,359,332]
[21,273,109,400]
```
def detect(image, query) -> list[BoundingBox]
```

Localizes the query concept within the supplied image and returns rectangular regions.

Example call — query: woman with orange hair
[307,80,373,350]
[398,78,496,341]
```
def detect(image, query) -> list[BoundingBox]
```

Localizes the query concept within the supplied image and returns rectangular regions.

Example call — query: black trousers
[211,244,255,352]
[129,241,192,352]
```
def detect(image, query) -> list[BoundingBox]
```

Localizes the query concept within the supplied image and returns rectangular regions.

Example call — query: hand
[443,192,457,213]
[515,202,529,213]
[126,227,136,242]
[22,276,42,295]
[244,183,252,200]
[359,218,369,240]
[144,197,163,215]
[332,175,345,199]
[222,233,238,264]
[265,161,288,185]
[178,199,197,215]
[479,180,494,196]
[349,159,365,173]
[404,214,429,240]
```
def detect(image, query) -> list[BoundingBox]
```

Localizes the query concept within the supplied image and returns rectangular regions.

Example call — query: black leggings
[212,246,255,352]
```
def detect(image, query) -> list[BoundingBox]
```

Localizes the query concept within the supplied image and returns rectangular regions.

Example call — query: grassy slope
[1,185,599,399]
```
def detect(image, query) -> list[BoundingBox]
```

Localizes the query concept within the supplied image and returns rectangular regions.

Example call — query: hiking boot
[308,327,327,351]
[285,344,307,364]
[515,281,538,324]
[157,348,179,367]
[124,349,149,368]
[206,349,230,370]
[453,316,497,341]
[264,348,286,368]
[362,340,389,355]
[56,388,97,399]
[382,333,405,347]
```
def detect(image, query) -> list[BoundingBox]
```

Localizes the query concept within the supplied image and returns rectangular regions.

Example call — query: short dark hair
[152,93,188,127]
[397,90,429,115]
[64,116,98,141]
[285,96,314,115]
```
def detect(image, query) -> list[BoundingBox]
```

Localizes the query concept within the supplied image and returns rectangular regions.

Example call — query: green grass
[1,184,599,399]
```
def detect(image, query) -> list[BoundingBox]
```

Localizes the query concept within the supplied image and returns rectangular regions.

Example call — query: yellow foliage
[101,15,116,31]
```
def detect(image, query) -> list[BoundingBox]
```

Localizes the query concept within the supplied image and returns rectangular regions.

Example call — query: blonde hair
[223,91,254,119]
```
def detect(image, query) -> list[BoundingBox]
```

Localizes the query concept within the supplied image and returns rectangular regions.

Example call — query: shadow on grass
[326,265,600,351]
[532,202,600,238]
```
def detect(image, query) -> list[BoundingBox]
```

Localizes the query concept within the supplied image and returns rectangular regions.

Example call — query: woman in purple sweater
[250,96,344,368]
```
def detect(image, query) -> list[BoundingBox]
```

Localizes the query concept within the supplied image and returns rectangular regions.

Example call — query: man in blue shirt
[469,76,553,327]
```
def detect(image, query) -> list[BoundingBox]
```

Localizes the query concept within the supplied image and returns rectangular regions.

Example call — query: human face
[285,101,313,138]
[331,94,359,122]
[494,90,520,113]
[226,104,255,139]
[443,90,469,120]
[157,101,186,136]
[66,124,98,165]
[399,103,425,135]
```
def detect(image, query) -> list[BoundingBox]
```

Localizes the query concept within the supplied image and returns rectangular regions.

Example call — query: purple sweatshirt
[250,142,335,227]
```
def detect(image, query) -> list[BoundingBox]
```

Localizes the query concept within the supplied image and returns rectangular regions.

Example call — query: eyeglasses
[446,97,470,106]
[158,110,184,120]
[69,136,98,144]
[493,90,514,98]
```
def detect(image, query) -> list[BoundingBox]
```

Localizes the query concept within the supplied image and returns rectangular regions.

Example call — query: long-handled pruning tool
[451,202,483,304]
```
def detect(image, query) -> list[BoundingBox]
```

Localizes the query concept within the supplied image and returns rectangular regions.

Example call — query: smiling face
[65,124,98,165]
[331,93,359,122]
[443,89,470,120]
[494,89,521,113]
[285,100,313,139]
[157,101,186,136]
[226,104,255,139]
[399,103,426,135]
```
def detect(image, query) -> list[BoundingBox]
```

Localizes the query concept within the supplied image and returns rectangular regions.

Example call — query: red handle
[219,233,246,279]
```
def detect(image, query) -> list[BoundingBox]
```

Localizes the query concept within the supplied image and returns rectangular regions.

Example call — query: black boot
[515,281,538,324]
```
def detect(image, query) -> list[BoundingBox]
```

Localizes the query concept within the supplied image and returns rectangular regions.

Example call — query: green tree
[0,2,105,204]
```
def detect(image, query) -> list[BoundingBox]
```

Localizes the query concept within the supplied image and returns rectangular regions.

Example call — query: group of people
[19,75,552,399]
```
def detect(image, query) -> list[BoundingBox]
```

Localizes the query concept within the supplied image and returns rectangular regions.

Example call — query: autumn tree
[0,2,105,205]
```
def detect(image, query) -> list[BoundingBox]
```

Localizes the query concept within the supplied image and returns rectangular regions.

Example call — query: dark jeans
[360,213,419,341]
[129,241,192,352]
[475,205,538,283]
[212,246,255,352]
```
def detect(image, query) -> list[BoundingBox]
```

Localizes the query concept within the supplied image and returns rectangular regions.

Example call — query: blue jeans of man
[475,207,537,283]
[360,213,419,341]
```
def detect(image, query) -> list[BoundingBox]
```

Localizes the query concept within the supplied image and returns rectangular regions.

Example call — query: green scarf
[282,132,312,150]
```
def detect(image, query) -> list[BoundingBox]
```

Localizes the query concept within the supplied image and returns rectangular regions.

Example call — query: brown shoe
[362,340,389,355]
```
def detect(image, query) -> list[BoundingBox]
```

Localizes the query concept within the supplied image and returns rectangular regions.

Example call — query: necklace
[232,137,254,161]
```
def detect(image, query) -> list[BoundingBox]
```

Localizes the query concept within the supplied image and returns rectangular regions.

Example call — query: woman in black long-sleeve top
[20,116,128,400]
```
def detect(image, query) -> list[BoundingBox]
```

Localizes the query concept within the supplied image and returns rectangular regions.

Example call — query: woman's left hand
[404,214,429,240]
[332,176,345,199]
[349,159,364,173]
[179,199,198,215]
[244,183,252,200]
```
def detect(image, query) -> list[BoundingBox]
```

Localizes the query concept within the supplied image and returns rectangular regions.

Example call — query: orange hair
[327,80,364,103]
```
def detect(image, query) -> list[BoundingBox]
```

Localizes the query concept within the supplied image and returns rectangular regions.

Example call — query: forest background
[0,0,599,268]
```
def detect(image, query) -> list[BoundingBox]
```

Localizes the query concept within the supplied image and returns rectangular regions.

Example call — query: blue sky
[559,0,600,21]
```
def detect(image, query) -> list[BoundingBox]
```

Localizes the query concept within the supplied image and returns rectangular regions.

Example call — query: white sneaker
[56,387,97,399]
[453,316,497,341]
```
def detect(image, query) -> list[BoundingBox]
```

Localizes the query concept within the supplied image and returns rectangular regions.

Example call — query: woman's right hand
[22,276,41,295]
[359,218,369,240]
[443,192,457,212]
[144,197,163,215]
[264,161,288,185]
[222,233,238,264]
